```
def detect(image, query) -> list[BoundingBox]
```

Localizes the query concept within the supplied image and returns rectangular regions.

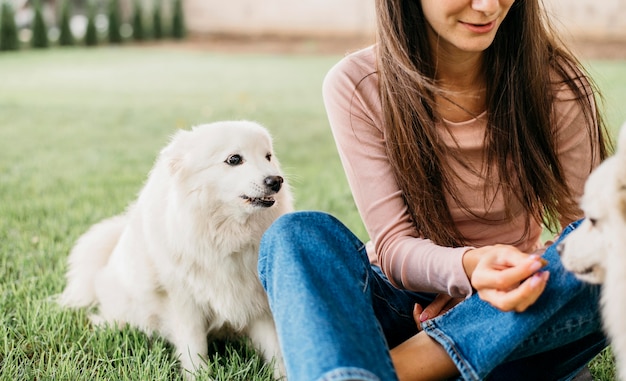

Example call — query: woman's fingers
[412,294,464,333]
[472,252,546,291]
[420,294,450,322]
[419,294,463,322]
[477,271,550,312]
[469,245,550,312]
[413,303,424,331]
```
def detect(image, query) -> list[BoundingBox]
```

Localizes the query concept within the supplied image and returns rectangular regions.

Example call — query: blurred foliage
[107,0,122,43]
[58,0,74,46]
[171,0,184,39]
[152,0,163,39]
[131,0,144,41]
[31,0,49,48]
[0,1,19,51]
[84,0,98,46]
[0,0,186,50]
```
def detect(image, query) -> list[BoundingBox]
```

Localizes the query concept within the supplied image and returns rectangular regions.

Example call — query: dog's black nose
[264,176,283,193]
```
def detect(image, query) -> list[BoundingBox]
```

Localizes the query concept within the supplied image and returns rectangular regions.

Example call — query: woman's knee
[264,211,333,239]
[258,211,366,285]
[264,210,347,236]
[261,211,361,253]
[259,211,338,279]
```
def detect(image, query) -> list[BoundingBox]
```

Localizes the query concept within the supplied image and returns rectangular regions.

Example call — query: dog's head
[559,122,626,284]
[159,120,293,219]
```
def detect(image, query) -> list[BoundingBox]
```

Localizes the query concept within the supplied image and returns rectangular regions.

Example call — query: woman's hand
[463,245,549,312]
[413,294,463,330]
[395,297,464,380]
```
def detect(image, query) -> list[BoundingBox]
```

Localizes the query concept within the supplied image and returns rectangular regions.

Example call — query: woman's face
[420,0,516,55]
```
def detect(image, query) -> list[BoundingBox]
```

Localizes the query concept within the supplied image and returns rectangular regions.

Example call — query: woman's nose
[471,0,499,14]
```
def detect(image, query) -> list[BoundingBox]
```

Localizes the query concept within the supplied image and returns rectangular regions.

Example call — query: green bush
[58,0,74,46]
[108,0,122,44]
[84,1,98,46]
[171,0,185,39]
[131,0,144,41]
[152,0,163,39]
[0,1,19,51]
[31,0,49,49]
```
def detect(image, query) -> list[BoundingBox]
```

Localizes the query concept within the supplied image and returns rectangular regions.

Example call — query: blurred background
[0,1,625,380]
[2,0,626,54]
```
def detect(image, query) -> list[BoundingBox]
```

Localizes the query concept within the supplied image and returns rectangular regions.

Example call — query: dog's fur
[559,122,626,380]
[59,120,292,379]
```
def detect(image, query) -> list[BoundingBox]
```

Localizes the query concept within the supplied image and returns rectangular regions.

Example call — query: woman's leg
[488,331,606,381]
[421,220,606,380]
[258,211,427,381]
[487,282,605,381]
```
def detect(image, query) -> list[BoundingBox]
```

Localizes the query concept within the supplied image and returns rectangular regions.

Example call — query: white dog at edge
[559,122,626,380]
[59,120,291,379]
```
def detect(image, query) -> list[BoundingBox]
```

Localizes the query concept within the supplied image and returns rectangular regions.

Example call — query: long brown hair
[375,0,610,247]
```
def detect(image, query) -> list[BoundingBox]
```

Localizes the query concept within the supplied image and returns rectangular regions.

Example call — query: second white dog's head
[159,120,293,221]
[559,123,626,284]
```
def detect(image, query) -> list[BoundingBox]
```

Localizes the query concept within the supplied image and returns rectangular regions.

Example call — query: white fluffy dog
[559,122,626,380]
[59,120,292,379]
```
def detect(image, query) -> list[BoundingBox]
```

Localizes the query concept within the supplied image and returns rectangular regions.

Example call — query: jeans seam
[359,244,369,293]
[371,293,412,319]
[423,319,481,381]
[257,243,268,289]
[515,310,601,357]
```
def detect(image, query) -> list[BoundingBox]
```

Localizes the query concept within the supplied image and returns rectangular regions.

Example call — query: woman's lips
[460,20,496,34]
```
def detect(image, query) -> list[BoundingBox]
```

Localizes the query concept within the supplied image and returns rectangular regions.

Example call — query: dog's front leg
[163,299,209,379]
[246,314,285,380]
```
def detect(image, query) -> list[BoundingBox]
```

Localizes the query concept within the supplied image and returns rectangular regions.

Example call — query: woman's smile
[459,20,497,34]
[421,0,515,53]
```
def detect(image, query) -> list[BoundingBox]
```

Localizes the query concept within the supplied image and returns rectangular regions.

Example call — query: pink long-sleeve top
[322,45,599,298]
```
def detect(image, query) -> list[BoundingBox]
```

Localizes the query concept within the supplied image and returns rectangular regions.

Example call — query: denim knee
[258,211,362,288]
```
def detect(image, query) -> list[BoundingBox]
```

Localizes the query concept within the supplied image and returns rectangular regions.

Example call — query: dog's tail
[58,214,127,308]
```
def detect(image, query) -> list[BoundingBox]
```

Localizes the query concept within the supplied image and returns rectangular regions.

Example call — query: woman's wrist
[462,248,481,280]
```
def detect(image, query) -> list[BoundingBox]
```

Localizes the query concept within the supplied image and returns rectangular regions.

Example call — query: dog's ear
[160,129,192,175]
[167,154,184,175]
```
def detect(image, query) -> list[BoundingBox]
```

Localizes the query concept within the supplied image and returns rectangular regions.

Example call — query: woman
[258,0,611,380]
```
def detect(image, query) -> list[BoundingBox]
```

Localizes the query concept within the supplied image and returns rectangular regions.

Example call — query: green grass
[0,46,624,380]
[0,45,358,381]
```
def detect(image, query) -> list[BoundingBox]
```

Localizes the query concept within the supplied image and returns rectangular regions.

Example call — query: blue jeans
[258,211,606,381]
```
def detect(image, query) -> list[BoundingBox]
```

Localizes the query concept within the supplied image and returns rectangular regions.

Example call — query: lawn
[0,45,624,380]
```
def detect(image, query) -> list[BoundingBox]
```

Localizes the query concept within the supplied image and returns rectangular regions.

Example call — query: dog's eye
[265,153,272,162]
[225,154,243,166]
[588,218,598,227]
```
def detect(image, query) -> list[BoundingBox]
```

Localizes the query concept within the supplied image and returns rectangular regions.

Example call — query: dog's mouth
[241,195,276,208]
